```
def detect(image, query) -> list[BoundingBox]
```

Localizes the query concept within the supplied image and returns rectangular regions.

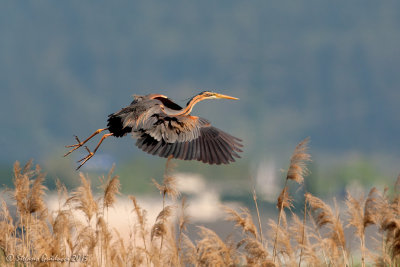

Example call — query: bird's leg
[64,128,107,157]
[76,133,113,170]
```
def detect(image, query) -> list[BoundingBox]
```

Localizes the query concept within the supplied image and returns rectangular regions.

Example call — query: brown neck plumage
[161,94,204,116]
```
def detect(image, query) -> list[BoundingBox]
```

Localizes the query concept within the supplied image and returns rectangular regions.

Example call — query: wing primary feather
[203,131,218,165]
[214,138,230,164]
[219,133,243,152]
[220,131,243,147]
[168,142,178,158]
[177,142,184,158]
[185,141,193,160]
[158,143,168,157]
[209,139,222,165]
[173,142,182,158]
[141,137,151,152]
[210,133,226,164]
[167,142,177,158]
[136,138,145,149]
[215,138,235,162]
[199,136,207,163]
[193,138,199,161]
[211,138,227,164]
[149,140,163,155]
[175,142,182,159]
[160,142,173,158]
[181,142,189,160]
[203,134,214,164]
[202,136,210,163]
[196,138,201,162]
[210,133,227,164]
[145,138,158,153]
[212,139,228,164]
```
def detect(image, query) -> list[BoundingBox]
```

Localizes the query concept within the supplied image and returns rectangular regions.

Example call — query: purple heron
[64,91,243,169]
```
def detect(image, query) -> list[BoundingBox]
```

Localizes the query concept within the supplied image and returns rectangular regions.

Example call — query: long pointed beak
[214,93,239,100]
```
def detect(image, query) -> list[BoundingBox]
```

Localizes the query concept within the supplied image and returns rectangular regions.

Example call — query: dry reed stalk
[177,196,190,263]
[13,161,30,255]
[27,169,47,216]
[395,174,400,192]
[27,216,55,258]
[14,160,31,214]
[151,205,175,265]
[180,233,197,265]
[6,158,400,266]
[269,216,296,266]
[224,206,258,239]
[355,184,397,264]
[129,195,150,265]
[345,188,379,267]
[289,214,321,266]
[298,197,307,267]
[273,137,311,264]
[0,199,14,255]
[73,225,98,261]
[306,193,348,266]
[55,179,68,209]
[11,160,48,260]
[379,177,400,263]
[67,172,98,223]
[237,237,273,266]
[97,216,112,265]
[196,226,239,266]
[51,209,75,255]
[151,205,174,241]
[161,223,181,266]
[223,203,273,265]
[286,137,311,184]
[273,185,292,263]
[249,175,264,245]
[100,164,121,211]
[346,193,366,267]
[153,157,180,202]
[152,156,180,264]
[99,165,120,266]
[110,229,129,266]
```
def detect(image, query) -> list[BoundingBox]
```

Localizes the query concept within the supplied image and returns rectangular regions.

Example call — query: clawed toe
[76,147,94,170]
[64,136,83,157]
[64,129,110,170]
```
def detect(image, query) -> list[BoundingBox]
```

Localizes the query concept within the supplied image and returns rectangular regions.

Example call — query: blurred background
[1,1,399,221]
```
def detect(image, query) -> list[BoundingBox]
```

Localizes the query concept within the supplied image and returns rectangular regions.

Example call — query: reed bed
[0,139,400,266]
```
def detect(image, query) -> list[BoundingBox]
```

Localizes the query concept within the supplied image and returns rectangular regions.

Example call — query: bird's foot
[64,135,84,157]
[76,146,94,170]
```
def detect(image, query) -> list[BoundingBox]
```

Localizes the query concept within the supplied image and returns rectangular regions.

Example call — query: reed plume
[224,206,258,239]
[67,172,98,223]
[100,164,121,210]
[306,193,348,265]
[152,156,180,201]
[196,226,239,266]
[345,188,380,267]
[273,137,311,263]
[2,150,400,266]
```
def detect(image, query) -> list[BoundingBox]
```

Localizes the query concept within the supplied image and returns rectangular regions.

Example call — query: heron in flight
[64,91,243,169]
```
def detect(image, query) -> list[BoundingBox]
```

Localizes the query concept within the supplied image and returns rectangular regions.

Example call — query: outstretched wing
[111,95,243,164]
[134,115,243,165]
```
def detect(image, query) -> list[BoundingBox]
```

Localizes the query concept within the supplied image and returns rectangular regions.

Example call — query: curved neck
[162,94,204,116]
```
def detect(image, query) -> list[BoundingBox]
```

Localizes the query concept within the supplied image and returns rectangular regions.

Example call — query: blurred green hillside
[0,1,399,195]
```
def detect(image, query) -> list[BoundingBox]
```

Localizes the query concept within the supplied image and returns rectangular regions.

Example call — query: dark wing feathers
[135,125,242,165]
[113,95,242,164]
[152,96,182,110]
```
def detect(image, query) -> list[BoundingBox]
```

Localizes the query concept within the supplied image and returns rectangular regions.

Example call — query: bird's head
[197,91,239,101]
